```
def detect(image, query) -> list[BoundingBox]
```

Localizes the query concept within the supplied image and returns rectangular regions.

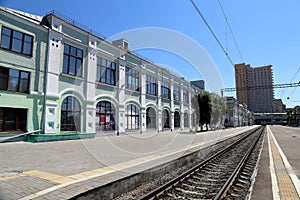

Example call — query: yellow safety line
[0,170,75,184]
[268,128,299,199]
[0,173,25,181]
[22,170,75,184]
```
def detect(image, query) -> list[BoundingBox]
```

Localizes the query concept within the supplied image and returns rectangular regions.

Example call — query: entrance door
[96,101,115,131]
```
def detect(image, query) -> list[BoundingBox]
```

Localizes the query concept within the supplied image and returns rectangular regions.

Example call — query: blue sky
[1,0,300,108]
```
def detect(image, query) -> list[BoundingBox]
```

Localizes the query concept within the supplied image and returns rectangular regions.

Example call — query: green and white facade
[0,7,203,135]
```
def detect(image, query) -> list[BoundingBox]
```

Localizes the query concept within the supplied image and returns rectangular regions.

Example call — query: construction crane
[221,81,300,97]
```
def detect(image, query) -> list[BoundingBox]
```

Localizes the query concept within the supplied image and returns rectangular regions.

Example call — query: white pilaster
[140,64,146,132]
[86,107,96,133]
[170,78,174,131]
[180,81,184,130]
[188,84,193,131]
[86,36,97,102]
[157,72,162,132]
[44,103,57,134]
[85,36,97,134]
[44,28,63,133]
[117,57,126,134]
[46,29,62,96]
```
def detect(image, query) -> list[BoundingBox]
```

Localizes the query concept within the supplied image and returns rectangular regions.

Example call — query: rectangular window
[183,90,188,103]
[161,81,170,99]
[62,44,83,77]
[125,66,140,91]
[96,57,116,86]
[173,86,180,101]
[146,75,157,96]
[0,66,30,93]
[0,26,33,56]
[0,107,27,132]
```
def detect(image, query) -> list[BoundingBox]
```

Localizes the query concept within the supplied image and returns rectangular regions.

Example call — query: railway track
[138,126,265,200]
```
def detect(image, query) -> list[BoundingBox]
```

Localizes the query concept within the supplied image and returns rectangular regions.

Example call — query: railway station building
[225,97,254,127]
[0,7,205,135]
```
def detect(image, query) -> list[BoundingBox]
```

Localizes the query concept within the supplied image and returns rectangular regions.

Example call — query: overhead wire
[289,66,300,83]
[288,66,300,98]
[217,0,244,62]
[189,0,234,66]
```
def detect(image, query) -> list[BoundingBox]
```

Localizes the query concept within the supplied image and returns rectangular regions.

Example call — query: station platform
[1,125,299,200]
[0,126,257,200]
[252,125,300,199]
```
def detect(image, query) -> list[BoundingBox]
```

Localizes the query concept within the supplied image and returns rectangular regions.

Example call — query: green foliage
[286,105,300,126]
[191,92,211,131]
[210,95,226,127]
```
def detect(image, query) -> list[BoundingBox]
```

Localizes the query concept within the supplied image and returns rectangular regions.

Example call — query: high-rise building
[273,99,286,113]
[235,63,274,113]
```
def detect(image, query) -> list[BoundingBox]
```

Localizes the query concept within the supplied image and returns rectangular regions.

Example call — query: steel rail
[138,126,262,200]
[214,127,264,199]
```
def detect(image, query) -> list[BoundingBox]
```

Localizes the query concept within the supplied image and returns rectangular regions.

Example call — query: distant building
[224,96,254,127]
[191,80,205,90]
[235,63,274,113]
[273,99,286,113]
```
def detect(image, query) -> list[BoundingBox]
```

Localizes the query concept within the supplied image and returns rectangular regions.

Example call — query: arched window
[126,104,139,130]
[162,109,170,128]
[174,111,180,128]
[61,96,81,131]
[146,107,156,129]
[96,101,115,131]
[192,112,197,127]
[184,113,189,128]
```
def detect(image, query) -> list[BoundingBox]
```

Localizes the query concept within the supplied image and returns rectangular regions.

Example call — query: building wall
[225,97,254,127]
[0,8,203,135]
[42,13,196,134]
[0,9,48,133]
[235,63,274,113]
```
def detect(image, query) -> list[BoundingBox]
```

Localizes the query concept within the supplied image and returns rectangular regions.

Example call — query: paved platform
[252,125,300,200]
[0,126,258,200]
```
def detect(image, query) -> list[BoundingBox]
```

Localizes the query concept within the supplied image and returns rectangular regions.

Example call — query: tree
[192,92,211,131]
[210,94,226,129]
[286,106,300,126]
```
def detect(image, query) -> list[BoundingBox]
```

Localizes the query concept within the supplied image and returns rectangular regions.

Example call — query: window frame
[184,113,189,127]
[146,107,156,129]
[96,101,116,131]
[96,57,116,86]
[0,66,30,93]
[162,109,170,128]
[183,90,188,104]
[0,26,33,56]
[146,75,157,96]
[0,107,27,132]
[174,111,180,128]
[125,104,140,130]
[173,85,180,102]
[62,44,83,77]
[60,96,81,132]
[125,66,140,92]
[161,81,170,99]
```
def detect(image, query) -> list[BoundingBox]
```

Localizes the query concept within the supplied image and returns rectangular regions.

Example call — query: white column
[140,64,146,132]
[180,81,184,130]
[157,72,162,132]
[188,85,193,131]
[117,58,126,134]
[170,78,174,131]
[85,37,97,133]
[44,28,62,134]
